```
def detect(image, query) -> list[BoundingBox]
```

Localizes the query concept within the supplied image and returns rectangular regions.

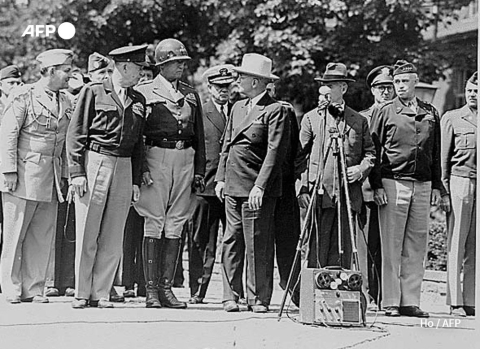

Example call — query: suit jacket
[215,93,287,198]
[136,76,206,176]
[295,105,375,212]
[441,104,477,194]
[199,98,227,196]
[67,78,145,186]
[0,82,73,202]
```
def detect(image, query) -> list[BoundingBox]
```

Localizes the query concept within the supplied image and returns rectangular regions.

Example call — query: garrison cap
[467,72,477,86]
[366,65,393,88]
[203,64,235,85]
[315,62,355,83]
[393,60,417,76]
[88,52,111,73]
[108,44,148,66]
[36,49,74,68]
[0,65,22,80]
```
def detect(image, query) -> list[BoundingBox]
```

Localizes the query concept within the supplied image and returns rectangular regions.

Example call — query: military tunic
[0,82,72,300]
[134,74,206,239]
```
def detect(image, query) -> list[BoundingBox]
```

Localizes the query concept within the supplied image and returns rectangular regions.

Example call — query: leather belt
[145,139,192,150]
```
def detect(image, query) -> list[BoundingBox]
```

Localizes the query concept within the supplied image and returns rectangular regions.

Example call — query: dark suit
[189,98,227,300]
[296,106,375,269]
[216,92,287,306]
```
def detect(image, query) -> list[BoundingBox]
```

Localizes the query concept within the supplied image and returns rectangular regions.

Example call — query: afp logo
[22,22,76,40]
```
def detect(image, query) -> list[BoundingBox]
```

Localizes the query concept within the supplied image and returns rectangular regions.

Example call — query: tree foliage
[0,0,476,111]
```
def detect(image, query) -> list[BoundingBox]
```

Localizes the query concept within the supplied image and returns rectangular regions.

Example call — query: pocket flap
[23,152,41,164]
[95,103,117,112]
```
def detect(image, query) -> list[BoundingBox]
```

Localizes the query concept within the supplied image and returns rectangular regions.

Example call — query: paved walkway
[0,259,476,349]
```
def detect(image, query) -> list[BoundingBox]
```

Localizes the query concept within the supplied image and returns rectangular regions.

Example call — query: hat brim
[315,77,355,83]
[156,56,191,66]
[233,67,279,81]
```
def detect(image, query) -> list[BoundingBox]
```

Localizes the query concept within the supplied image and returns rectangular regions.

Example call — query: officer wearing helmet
[134,38,206,309]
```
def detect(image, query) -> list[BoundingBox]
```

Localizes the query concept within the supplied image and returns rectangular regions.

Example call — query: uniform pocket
[455,128,475,149]
[23,151,41,164]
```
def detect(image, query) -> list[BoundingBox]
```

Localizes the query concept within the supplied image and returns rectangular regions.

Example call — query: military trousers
[135,146,195,239]
[378,178,431,308]
[0,192,57,299]
[74,150,132,301]
[446,176,476,307]
[222,195,276,306]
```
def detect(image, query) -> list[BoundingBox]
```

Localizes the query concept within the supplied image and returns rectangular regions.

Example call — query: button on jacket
[0,83,72,202]
[67,78,145,185]
[135,76,206,176]
[441,104,477,194]
[369,97,442,190]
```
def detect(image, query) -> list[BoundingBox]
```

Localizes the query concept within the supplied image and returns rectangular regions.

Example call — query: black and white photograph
[0,0,477,348]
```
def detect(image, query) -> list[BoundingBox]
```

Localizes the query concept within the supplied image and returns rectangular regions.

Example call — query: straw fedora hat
[315,62,355,83]
[233,53,279,80]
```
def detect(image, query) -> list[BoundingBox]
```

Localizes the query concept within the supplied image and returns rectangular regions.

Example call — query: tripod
[278,117,361,319]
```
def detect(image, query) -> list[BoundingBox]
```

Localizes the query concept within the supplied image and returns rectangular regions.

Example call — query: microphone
[317,86,332,112]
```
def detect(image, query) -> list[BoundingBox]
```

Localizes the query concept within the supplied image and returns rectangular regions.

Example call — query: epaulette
[179,80,194,90]
[9,83,34,98]
[378,99,394,111]
[136,79,153,89]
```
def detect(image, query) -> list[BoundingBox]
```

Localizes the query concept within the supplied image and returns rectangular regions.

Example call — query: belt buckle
[175,140,184,150]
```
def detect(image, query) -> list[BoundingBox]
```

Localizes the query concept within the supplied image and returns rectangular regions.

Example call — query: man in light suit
[0,49,74,303]
[295,63,375,271]
[440,72,477,317]
[215,53,287,313]
[188,64,235,304]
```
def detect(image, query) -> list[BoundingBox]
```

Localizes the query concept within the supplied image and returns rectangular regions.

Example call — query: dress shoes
[110,294,125,303]
[45,287,59,297]
[6,296,21,304]
[464,306,475,316]
[65,288,75,297]
[248,301,269,313]
[399,306,429,318]
[450,306,467,317]
[384,306,400,317]
[71,299,88,309]
[90,298,114,308]
[223,300,240,312]
[21,295,49,303]
[123,289,136,298]
[188,296,204,304]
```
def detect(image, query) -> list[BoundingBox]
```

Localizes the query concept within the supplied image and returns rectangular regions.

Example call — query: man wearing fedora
[295,62,375,271]
[359,65,395,308]
[369,60,442,318]
[215,53,287,313]
[440,72,477,317]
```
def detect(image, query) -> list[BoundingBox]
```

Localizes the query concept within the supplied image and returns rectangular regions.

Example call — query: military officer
[0,65,23,120]
[187,64,234,304]
[134,38,206,309]
[0,49,74,304]
[440,72,477,317]
[359,65,395,308]
[88,52,113,83]
[67,45,146,309]
[369,60,442,318]
[215,53,287,313]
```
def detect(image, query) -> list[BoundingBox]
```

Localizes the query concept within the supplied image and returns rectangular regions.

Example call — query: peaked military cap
[467,71,477,86]
[315,62,355,83]
[393,60,417,76]
[108,44,148,66]
[88,52,110,73]
[36,49,74,68]
[203,64,235,85]
[0,65,22,80]
[366,65,393,88]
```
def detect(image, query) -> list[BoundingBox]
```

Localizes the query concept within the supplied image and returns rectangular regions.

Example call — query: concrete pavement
[0,260,477,349]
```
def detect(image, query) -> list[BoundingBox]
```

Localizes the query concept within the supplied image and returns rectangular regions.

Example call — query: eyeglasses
[374,85,394,92]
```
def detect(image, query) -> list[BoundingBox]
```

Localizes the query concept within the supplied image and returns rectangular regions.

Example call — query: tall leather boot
[158,238,187,308]
[142,237,162,308]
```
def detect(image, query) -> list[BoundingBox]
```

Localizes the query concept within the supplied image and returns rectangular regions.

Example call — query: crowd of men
[0,39,476,318]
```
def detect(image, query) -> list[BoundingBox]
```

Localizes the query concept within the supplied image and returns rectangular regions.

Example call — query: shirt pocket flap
[95,103,117,112]
[455,127,475,135]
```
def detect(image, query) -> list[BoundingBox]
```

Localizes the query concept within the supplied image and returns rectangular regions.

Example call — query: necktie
[220,104,226,120]
[247,100,253,114]
[118,88,127,106]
